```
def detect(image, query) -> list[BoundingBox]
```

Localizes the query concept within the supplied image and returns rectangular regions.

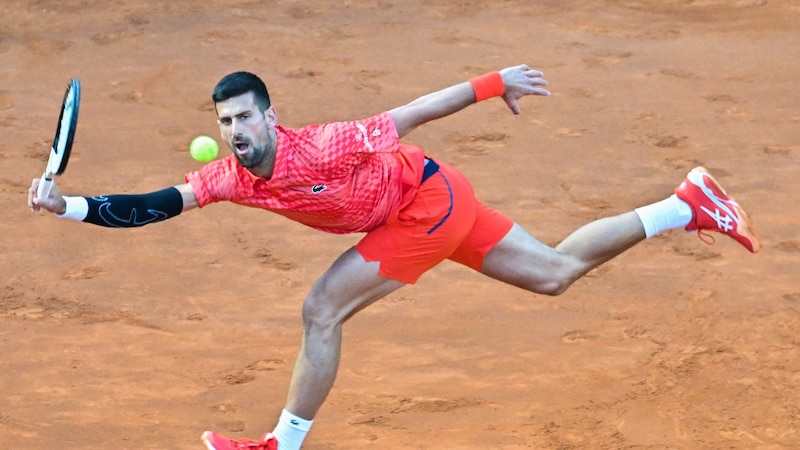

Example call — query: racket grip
[37,173,54,200]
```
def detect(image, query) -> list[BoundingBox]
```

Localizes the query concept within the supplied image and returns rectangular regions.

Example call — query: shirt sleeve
[184,156,243,207]
[319,111,400,155]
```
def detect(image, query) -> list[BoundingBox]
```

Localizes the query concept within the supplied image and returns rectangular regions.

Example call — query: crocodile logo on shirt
[311,184,328,194]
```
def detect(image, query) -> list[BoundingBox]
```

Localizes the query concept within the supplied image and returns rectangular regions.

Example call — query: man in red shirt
[29,64,760,450]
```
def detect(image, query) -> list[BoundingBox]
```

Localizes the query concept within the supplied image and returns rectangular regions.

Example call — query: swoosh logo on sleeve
[98,202,169,227]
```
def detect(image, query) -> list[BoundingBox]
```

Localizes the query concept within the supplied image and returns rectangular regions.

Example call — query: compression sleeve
[60,187,184,228]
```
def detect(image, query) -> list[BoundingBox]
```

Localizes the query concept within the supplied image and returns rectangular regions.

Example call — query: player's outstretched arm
[389,64,550,138]
[28,178,199,227]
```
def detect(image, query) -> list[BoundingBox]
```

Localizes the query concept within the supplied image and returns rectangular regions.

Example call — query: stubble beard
[236,143,265,169]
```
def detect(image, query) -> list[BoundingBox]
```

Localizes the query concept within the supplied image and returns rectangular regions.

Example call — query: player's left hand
[500,64,550,116]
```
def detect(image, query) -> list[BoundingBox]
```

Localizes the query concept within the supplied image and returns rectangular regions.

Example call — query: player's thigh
[479,223,571,294]
[447,202,513,270]
[306,247,405,326]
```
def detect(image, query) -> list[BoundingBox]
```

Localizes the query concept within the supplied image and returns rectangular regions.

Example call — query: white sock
[634,194,693,238]
[271,409,313,450]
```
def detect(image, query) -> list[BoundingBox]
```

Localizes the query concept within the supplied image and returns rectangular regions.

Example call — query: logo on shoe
[700,205,733,232]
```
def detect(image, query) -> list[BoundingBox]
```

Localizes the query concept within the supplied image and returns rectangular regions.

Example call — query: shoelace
[697,229,716,246]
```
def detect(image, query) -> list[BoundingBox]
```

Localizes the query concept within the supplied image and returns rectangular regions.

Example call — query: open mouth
[233,139,251,155]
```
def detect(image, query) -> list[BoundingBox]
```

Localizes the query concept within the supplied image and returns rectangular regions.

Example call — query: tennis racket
[37,78,81,200]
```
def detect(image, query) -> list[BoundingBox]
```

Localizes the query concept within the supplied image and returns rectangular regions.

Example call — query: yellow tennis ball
[190,135,219,162]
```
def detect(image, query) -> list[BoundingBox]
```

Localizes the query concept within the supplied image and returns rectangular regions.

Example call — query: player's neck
[248,148,276,180]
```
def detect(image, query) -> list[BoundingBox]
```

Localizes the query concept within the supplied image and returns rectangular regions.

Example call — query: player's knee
[523,263,580,296]
[301,290,341,331]
[539,256,588,296]
[301,301,326,329]
[534,278,572,296]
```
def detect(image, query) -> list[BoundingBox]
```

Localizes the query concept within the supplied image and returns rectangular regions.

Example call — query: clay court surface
[2,1,799,448]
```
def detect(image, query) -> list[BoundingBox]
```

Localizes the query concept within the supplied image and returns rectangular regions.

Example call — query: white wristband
[56,196,89,222]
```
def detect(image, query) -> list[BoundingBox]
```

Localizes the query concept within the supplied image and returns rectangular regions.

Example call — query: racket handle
[37,172,54,200]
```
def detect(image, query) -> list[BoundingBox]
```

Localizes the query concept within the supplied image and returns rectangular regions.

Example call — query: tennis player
[29,64,760,450]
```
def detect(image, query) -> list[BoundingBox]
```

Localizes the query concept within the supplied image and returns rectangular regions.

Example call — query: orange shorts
[356,159,514,284]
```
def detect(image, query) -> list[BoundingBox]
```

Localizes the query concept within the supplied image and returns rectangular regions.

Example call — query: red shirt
[185,112,426,234]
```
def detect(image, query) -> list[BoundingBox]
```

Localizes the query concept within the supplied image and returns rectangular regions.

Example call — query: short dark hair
[212,71,271,112]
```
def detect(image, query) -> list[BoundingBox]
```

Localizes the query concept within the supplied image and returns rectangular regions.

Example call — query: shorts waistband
[421,157,440,184]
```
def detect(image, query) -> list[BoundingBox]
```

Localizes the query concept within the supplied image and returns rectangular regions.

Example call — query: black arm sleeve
[84,187,183,228]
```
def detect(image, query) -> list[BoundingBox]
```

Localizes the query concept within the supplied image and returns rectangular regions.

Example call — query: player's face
[215,92,277,172]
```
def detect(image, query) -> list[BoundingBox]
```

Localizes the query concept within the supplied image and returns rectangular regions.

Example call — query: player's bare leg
[480,212,646,295]
[480,166,761,294]
[288,247,404,418]
[203,251,404,450]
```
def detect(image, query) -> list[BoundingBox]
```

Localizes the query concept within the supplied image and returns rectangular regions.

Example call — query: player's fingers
[529,75,547,85]
[525,68,544,78]
[531,86,551,96]
[28,179,40,211]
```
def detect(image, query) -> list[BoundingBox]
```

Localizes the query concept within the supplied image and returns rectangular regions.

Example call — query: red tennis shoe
[202,431,278,450]
[674,167,761,253]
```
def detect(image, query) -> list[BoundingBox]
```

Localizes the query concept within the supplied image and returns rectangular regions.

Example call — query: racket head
[50,78,81,175]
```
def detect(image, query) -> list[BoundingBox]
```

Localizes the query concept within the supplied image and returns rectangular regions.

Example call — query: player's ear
[265,106,278,126]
